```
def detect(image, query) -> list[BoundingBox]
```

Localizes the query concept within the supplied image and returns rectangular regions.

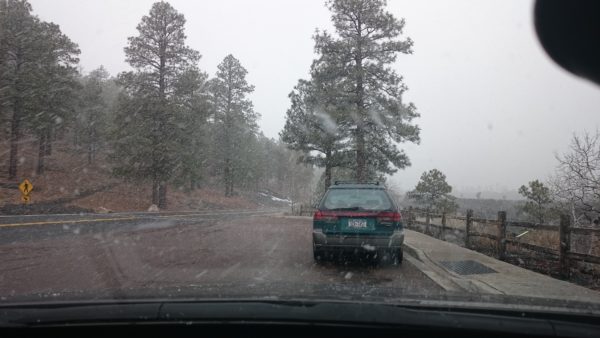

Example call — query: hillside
[0,139,291,214]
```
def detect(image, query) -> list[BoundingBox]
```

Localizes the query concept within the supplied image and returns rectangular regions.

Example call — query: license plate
[348,219,367,228]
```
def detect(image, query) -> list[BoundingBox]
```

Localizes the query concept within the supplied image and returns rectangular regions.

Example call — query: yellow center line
[0,213,221,228]
[156,210,267,218]
[0,210,277,228]
[0,216,138,228]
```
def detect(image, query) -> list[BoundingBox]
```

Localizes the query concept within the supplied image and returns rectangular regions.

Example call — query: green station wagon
[312,182,404,264]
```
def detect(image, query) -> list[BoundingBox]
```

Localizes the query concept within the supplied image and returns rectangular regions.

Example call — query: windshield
[1,0,600,324]
[321,189,394,211]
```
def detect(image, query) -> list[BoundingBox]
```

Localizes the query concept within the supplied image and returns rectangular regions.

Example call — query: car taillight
[377,211,401,225]
[313,210,338,222]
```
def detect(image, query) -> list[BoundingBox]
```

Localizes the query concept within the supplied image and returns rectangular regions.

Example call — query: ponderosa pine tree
[30,21,80,174]
[280,78,350,190]
[209,55,259,197]
[171,67,211,191]
[113,1,200,208]
[313,0,420,181]
[0,0,80,178]
[76,66,112,165]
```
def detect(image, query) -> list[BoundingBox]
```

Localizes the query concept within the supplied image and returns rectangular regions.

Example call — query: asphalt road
[0,210,444,302]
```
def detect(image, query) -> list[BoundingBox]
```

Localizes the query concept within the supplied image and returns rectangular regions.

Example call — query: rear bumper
[312,229,404,251]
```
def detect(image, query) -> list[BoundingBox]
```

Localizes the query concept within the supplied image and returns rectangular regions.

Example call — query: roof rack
[334,181,380,185]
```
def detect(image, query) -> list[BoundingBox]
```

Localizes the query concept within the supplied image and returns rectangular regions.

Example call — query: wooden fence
[290,203,315,217]
[403,207,600,279]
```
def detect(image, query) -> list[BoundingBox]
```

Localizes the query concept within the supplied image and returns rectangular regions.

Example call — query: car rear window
[321,189,394,211]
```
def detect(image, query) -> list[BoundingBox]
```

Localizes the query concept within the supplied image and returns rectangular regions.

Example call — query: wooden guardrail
[403,207,600,279]
[290,203,315,216]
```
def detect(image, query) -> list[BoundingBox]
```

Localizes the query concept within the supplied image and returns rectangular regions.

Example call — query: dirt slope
[0,140,288,214]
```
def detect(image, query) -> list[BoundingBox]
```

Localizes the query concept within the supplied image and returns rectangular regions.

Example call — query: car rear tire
[313,245,326,263]
[394,249,403,266]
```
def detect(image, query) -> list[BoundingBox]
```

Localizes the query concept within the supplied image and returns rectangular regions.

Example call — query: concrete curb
[403,253,464,293]
[402,243,464,293]
[403,230,600,302]
[403,242,503,294]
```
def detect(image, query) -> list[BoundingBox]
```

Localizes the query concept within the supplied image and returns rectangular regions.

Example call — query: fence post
[497,211,507,260]
[441,212,447,240]
[425,209,431,235]
[465,209,473,249]
[559,214,571,279]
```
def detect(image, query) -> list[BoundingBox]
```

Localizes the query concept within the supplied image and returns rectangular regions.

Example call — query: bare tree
[551,130,600,226]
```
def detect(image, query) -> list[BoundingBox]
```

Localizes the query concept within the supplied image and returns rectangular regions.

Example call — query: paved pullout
[403,229,600,304]
[0,211,444,302]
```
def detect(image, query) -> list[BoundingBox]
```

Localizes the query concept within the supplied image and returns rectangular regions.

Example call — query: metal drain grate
[439,260,497,275]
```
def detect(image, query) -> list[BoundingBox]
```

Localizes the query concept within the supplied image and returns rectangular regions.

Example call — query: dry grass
[510,229,559,248]
[471,220,499,236]
[470,236,499,254]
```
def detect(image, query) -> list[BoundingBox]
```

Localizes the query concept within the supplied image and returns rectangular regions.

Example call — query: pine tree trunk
[224,158,231,197]
[87,128,94,164]
[158,183,167,209]
[73,129,79,148]
[355,18,366,183]
[155,43,167,209]
[8,110,20,180]
[324,150,332,189]
[152,180,159,205]
[224,165,228,196]
[88,142,93,165]
[45,127,52,156]
[356,129,366,182]
[189,175,195,191]
[37,132,46,175]
[229,166,234,196]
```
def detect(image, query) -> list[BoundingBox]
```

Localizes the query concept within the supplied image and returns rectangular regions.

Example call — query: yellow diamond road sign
[19,179,33,195]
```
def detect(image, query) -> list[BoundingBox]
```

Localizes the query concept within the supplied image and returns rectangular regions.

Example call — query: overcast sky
[30,0,600,198]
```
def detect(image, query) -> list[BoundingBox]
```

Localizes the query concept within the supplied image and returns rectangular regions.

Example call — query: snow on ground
[258,192,292,205]
[270,196,292,204]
